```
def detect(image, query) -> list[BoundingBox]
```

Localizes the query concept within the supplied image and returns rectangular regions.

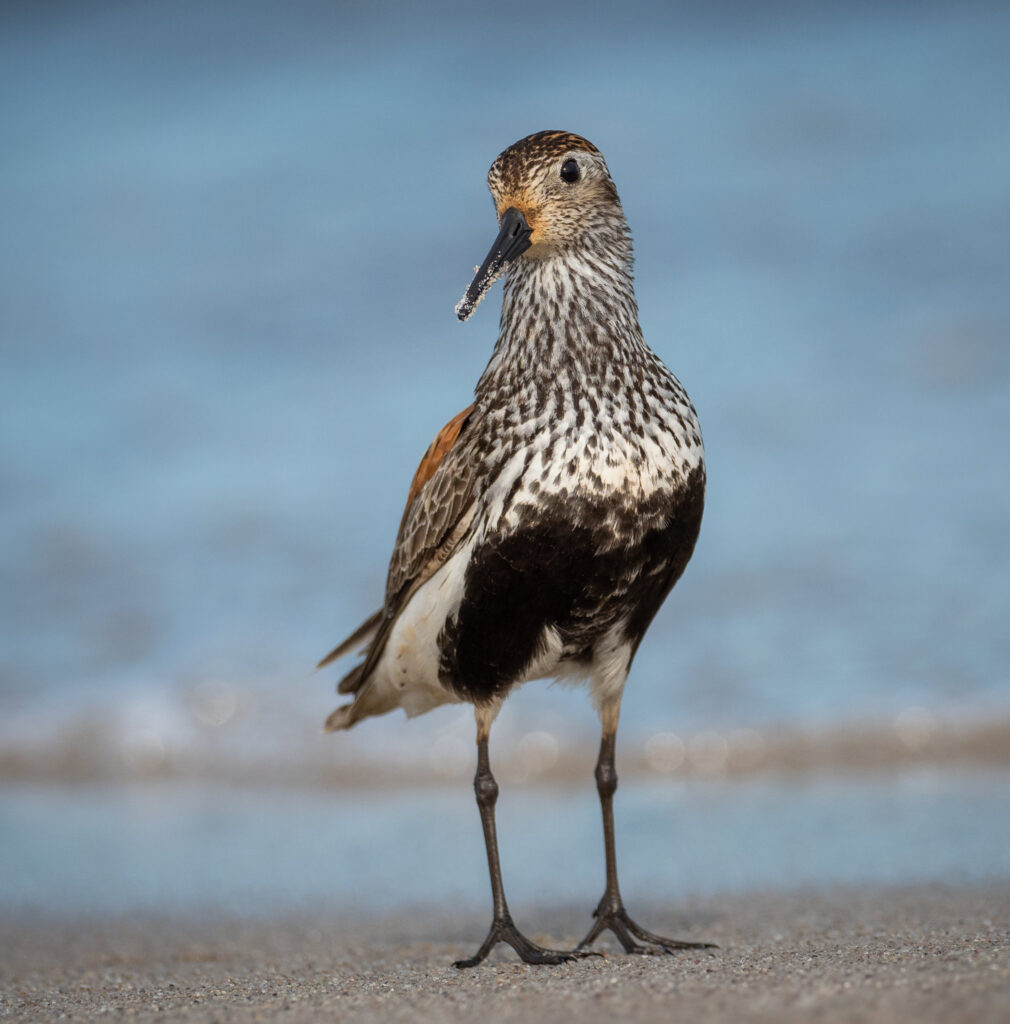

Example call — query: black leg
[454,731,578,968]
[577,730,717,955]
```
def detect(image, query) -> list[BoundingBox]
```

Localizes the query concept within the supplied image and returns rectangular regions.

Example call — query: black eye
[560,159,580,183]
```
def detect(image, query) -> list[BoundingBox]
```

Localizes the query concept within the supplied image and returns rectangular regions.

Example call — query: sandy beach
[3,885,1007,1023]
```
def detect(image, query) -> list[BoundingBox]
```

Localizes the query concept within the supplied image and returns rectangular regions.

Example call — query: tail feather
[337,663,365,695]
[324,702,357,732]
[325,675,400,732]
[317,608,383,670]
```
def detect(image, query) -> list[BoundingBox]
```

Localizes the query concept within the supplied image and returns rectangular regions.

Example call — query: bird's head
[456,131,630,322]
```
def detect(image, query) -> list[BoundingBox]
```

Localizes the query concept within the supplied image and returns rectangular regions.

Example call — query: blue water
[1,1,1009,771]
[2,772,1008,917]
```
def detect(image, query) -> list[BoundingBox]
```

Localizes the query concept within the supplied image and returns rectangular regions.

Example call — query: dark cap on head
[490,131,600,193]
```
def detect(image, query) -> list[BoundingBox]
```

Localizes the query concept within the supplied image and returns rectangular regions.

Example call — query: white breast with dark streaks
[482,410,702,540]
[472,252,704,542]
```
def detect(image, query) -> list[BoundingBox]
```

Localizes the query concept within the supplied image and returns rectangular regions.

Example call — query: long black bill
[455,206,532,322]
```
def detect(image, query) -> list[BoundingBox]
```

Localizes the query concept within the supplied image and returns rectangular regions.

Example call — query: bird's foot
[576,899,717,956]
[454,913,586,969]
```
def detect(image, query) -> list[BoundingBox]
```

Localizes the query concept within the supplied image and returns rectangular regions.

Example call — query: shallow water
[1,3,1009,774]
[3,771,1008,918]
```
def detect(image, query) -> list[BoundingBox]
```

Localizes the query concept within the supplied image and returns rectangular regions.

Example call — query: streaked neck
[477,248,645,397]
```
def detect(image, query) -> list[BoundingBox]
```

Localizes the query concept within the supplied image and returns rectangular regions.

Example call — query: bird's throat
[482,251,643,395]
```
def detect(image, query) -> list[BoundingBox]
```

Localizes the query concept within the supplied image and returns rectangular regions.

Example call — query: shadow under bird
[320,130,713,967]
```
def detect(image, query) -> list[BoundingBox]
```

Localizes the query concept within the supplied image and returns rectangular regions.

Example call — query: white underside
[356,540,476,722]
[334,537,633,729]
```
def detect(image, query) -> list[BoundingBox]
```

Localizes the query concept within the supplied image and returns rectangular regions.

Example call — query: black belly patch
[438,465,704,703]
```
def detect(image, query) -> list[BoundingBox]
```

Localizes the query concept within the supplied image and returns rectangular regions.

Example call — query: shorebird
[320,130,711,967]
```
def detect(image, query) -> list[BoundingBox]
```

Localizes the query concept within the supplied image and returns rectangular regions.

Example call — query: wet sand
[3,885,1007,1023]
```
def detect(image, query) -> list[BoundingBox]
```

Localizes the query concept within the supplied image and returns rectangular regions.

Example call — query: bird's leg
[577,728,717,955]
[454,713,576,969]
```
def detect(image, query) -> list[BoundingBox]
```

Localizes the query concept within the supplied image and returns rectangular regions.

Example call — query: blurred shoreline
[2,709,1008,789]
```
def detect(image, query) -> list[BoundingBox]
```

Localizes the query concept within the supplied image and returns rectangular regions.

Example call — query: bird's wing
[385,403,476,608]
[321,404,478,693]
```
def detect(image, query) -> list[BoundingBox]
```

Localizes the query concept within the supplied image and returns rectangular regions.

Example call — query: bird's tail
[324,673,400,732]
[317,608,382,671]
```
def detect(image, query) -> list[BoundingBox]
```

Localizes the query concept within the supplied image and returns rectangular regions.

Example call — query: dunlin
[320,130,712,967]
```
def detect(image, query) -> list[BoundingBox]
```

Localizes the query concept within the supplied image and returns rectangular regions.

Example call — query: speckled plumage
[320,131,711,965]
[323,130,704,725]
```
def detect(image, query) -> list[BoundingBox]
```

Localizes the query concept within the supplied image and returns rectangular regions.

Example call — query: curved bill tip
[455,206,532,322]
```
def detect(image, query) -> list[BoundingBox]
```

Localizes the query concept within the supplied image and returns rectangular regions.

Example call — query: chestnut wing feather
[385,404,475,608]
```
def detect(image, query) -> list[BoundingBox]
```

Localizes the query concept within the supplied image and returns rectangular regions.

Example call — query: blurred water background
[2,0,1009,917]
